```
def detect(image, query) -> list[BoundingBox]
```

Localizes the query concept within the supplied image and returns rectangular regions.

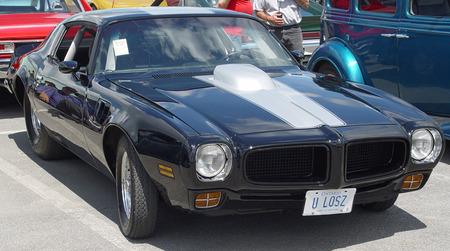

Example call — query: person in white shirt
[253,0,309,52]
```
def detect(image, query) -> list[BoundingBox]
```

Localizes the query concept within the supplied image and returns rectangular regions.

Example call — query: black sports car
[5,7,445,239]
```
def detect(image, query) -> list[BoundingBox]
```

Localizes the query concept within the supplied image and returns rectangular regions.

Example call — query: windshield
[95,17,298,74]
[0,0,82,14]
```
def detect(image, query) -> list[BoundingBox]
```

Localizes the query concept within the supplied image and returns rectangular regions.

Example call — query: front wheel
[360,195,398,211]
[116,135,159,239]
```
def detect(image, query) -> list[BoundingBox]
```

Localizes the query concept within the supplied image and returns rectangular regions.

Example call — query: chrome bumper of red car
[0,59,13,93]
[2,78,13,94]
[0,59,9,80]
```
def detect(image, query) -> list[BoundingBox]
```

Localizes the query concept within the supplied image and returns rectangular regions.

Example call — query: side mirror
[59,61,79,74]
[290,50,305,62]
[59,61,87,83]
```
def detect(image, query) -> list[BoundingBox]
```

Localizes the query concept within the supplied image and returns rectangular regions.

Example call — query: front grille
[244,146,328,184]
[346,140,407,181]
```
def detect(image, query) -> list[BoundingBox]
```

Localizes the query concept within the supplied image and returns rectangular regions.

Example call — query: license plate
[302,188,356,216]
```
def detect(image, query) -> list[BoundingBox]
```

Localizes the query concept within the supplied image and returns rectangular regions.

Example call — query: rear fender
[12,65,33,107]
[7,43,41,82]
[307,40,366,84]
[12,43,41,66]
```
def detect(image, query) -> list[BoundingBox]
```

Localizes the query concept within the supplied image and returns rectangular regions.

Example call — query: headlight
[411,129,433,160]
[411,128,443,163]
[196,143,232,181]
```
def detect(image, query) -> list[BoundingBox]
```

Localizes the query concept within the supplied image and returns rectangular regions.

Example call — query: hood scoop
[194,64,346,129]
[213,64,275,91]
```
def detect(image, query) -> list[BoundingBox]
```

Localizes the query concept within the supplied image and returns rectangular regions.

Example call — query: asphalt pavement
[1,94,449,251]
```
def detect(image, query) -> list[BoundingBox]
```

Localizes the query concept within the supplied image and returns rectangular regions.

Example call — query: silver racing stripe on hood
[194,64,346,129]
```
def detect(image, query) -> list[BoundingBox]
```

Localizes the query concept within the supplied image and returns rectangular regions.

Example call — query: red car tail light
[0,42,14,53]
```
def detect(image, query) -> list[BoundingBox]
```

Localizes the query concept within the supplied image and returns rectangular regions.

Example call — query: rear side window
[358,0,397,14]
[330,0,350,10]
[55,25,97,68]
[411,0,450,17]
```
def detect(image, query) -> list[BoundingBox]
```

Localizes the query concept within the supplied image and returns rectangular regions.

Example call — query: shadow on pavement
[7,129,433,250]
[0,89,22,119]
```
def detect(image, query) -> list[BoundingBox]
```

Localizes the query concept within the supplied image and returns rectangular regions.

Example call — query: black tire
[360,195,398,212]
[23,95,70,160]
[116,135,159,239]
[90,4,97,10]
[317,62,341,78]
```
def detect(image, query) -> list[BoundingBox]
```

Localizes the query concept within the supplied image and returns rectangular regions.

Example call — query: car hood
[110,64,425,137]
[0,13,72,40]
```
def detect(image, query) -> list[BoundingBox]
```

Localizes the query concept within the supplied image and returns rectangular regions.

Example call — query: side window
[55,25,97,68]
[411,0,450,17]
[56,26,81,62]
[358,0,397,14]
[331,0,350,10]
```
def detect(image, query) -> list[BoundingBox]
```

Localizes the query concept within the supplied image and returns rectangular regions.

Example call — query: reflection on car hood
[0,13,73,40]
[112,64,402,136]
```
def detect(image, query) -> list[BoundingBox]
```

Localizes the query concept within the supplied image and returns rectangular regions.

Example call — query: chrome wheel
[121,152,132,220]
[31,108,41,137]
[116,135,159,238]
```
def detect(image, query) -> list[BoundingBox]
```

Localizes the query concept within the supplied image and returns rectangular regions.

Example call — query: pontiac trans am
[6,7,445,239]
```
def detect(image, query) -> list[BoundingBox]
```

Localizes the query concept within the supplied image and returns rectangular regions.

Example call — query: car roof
[64,6,252,26]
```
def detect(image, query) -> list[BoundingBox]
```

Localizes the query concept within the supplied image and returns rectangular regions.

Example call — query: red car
[0,0,91,91]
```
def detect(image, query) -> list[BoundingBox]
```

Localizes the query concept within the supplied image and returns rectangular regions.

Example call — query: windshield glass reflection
[95,17,297,74]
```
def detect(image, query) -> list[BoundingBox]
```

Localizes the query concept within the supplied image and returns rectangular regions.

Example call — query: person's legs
[281,26,303,52]
[272,27,283,42]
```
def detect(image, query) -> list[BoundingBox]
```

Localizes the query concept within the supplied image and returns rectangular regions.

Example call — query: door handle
[395,34,409,39]
[381,33,409,39]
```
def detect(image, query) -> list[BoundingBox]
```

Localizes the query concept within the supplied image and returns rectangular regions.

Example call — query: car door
[397,0,450,117]
[345,0,400,95]
[34,23,97,163]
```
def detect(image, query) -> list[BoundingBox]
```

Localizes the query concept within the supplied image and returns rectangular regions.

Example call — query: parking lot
[1,95,449,250]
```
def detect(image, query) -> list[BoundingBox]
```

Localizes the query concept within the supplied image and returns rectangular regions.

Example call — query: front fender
[307,40,365,84]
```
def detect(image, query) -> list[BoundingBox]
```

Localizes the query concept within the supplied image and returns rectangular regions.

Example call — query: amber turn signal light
[158,164,174,179]
[402,174,424,190]
[195,192,221,208]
